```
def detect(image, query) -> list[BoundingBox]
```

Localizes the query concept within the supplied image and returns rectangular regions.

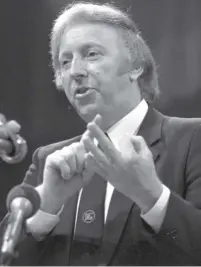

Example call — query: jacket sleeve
[153,123,201,263]
[23,146,44,186]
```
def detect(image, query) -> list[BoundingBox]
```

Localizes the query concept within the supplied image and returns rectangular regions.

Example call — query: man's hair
[50,2,159,103]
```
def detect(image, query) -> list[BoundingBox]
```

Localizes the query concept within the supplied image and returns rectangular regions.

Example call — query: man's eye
[61,59,71,66]
[86,51,100,57]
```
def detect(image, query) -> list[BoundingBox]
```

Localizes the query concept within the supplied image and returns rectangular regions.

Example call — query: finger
[60,146,77,175]
[70,142,86,173]
[59,158,72,180]
[118,134,138,159]
[130,135,148,154]
[92,114,102,127]
[46,149,76,180]
[81,128,99,154]
[87,122,117,160]
[53,156,73,181]
[81,114,102,145]
[6,120,21,134]
[84,152,107,178]
[81,129,93,145]
[0,126,9,139]
[82,134,109,168]
[130,135,153,160]
[45,152,72,180]
[82,153,97,183]
[0,139,13,155]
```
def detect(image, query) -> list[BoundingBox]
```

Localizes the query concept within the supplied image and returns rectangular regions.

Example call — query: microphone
[0,184,41,264]
[0,113,28,164]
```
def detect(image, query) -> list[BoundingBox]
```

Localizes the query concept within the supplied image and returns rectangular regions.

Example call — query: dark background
[0,0,201,218]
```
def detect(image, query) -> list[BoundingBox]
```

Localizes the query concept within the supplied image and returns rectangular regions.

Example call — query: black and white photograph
[0,0,201,265]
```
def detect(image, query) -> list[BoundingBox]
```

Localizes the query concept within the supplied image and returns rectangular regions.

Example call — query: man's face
[58,23,141,129]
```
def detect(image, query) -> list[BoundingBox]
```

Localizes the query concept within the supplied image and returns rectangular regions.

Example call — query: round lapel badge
[82,210,96,223]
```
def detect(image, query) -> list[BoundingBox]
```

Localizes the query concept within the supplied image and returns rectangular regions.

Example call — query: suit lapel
[95,190,133,265]
[138,107,164,162]
[99,107,165,265]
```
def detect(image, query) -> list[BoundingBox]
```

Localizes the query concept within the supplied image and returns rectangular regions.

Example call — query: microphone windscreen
[6,184,41,216]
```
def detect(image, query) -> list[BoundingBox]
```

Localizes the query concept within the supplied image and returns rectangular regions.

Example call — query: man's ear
[129,67,143,82]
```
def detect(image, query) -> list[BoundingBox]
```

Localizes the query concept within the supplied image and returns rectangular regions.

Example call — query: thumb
[82,153,96,184]
[130,136,146,153]
[118,134,138,158]
[130,135,151,159]
[83,152,106,182]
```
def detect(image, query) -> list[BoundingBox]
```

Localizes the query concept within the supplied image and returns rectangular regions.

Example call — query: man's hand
[39,117,102,214]
[0,117,21,155]
[39,142,94,214]
[82,114,163,213]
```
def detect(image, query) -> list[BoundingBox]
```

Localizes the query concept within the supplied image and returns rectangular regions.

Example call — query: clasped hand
[42,114,163,213]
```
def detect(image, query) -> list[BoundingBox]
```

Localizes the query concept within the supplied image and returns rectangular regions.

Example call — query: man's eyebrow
[81,42,104,50]
[59,42,105,58]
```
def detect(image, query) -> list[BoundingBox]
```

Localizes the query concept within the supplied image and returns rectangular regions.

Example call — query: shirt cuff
[25,208,62,240]
[141,185,170,232]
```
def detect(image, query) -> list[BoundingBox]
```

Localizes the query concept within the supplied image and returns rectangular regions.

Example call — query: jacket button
[166,230,177,239]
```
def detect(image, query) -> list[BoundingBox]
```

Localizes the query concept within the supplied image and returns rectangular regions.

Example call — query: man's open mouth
[75,87,95,98]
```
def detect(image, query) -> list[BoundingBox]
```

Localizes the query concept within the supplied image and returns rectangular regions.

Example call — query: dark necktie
[70,172,106,265]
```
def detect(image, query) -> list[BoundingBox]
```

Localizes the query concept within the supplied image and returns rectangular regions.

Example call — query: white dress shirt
[26,100,170,237]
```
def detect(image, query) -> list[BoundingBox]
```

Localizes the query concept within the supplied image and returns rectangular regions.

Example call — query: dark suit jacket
[1,107,201,265]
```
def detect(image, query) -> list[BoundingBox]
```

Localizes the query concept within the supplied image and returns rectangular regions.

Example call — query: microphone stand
[0,185,41,266]
[0,211,23,266]
[0,250,17,266]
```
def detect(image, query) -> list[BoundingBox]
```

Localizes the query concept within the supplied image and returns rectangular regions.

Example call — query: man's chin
[76,105,99,123]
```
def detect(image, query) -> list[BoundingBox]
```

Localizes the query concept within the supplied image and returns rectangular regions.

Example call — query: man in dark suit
[1,2,201,265]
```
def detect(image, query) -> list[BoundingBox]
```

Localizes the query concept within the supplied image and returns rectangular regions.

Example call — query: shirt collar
[107,99,148,150]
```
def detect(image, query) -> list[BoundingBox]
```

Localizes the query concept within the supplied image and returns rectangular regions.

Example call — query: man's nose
[70,57,87,80]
